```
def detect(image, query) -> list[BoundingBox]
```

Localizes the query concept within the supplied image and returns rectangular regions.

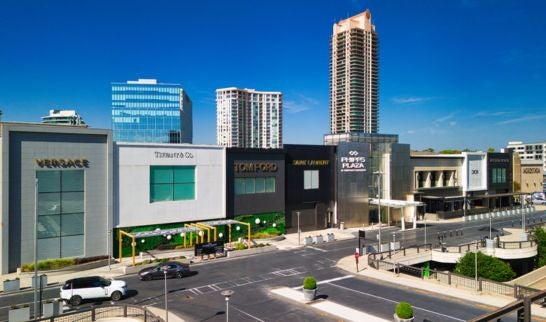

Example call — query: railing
[499,240,536,249]
[35,304,163,322]
[367,244,432,261]
[368,256,540,299]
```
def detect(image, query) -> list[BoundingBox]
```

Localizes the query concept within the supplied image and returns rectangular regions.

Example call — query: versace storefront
[0,122,112,274]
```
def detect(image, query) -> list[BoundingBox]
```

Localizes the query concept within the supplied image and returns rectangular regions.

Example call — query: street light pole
[221,290,234,322]
[489,215,492,240]
[475,250,478,293]
[34,178,39,319]
[374,171,383,251]
[424,205,427,246]
[297,211,301,245]
[163,268,168,322]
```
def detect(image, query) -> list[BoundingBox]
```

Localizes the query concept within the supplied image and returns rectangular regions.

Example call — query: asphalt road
[1,212,544,321]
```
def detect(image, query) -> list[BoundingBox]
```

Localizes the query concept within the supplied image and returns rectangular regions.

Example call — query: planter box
[42,300,62,317]
[393,313,414,322]
[326,233,335,242]
[302,288,316,301]
[313,235,323,244]
[8,306,30,322]
[3,279,20,293]
[227,245,276,258]
[303,236,313,246]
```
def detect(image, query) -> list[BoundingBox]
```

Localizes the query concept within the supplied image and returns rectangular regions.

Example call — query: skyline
[1,0,545,151]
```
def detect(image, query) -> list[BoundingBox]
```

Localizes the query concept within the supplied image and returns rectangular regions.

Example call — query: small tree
[395,301,413,319]
[455,252,515,282]
[533,227,546,268]
[487,147,495,152]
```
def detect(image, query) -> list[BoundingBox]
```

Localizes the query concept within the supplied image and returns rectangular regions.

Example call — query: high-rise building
[506,141,546,174]
[41,109,87,126]
[216,87,282,148]
[111,79,192,143]
[330,9,379,134]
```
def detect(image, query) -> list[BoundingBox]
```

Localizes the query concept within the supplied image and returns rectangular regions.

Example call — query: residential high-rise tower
[111,79,192,143]
[216,88,282,148]
[330,9,379,134]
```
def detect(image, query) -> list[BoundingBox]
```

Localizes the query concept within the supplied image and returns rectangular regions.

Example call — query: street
[1,212,544,321]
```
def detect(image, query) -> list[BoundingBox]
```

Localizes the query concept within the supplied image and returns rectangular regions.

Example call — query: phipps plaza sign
[340,150,366,172]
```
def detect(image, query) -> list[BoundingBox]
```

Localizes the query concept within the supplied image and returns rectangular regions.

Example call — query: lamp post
[475,250,478,293]
[34,177,39,319]
[296,211,301,245]
[374,171,383,251]
[221,290,234,322]
[489,215,492,240]
[424,204,427,246]
[163,268,168,322]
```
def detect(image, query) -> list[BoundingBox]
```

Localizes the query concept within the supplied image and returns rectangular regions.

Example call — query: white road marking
[307,246,328,252]
[327,282,466,322]
[231,305,266,322]
[291,275,354,289]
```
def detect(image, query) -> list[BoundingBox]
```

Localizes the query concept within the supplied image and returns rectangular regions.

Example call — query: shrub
[455,251,515,282]
[303,276,317,290]
[74,255,109,265]
[534,227,546,268]
[21,258,76,272]
[234,242,246,250]
[395,301,413,319]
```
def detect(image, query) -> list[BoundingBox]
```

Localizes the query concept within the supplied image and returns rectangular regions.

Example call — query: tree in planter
[302,276,317,301]
[533,227,546,268]
[455,251,515,282]
[395,301,413,320]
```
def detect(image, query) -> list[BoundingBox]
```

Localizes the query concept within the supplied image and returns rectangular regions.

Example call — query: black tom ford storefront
[284,145,336,233]
[226,148,285,220]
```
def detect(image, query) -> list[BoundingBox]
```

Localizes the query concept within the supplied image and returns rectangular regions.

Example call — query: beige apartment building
[216,88,282,148]
[330,9,379,134]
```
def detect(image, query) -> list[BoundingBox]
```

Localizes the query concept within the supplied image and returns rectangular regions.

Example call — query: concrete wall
[115,143,225,228]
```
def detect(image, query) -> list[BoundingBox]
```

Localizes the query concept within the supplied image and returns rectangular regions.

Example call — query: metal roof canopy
[369,198,424,208]
[130,219,243,238]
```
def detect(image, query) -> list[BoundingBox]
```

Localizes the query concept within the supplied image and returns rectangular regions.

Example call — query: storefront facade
[284,144,336,232]
[0,122,112,274]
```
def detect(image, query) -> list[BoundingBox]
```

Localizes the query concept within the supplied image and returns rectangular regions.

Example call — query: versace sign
[36,158,89,168]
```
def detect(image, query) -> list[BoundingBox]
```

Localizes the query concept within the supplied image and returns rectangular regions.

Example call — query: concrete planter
[227,245,276,258]
[8,306,30,322]
[3,279,20,293]
[327,233,335,242]
[304,236,313,246]
[313,235,323,244]
[393,314,414,322]
[42,300,62,317]
[302,288,316,301]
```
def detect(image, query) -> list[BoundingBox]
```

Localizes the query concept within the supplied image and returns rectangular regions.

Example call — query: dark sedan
[138,261,190,280]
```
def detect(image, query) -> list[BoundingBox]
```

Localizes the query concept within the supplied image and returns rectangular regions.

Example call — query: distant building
[216,88,282,148]
[506,141,546,175]
[42,109,87,126]
[112,79,192,143]
[330,9,379,134]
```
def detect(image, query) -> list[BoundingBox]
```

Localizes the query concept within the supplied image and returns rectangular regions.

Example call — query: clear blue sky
[1,0,545,151]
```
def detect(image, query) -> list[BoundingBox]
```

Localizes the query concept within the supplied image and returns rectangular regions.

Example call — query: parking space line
[231,305,266,322]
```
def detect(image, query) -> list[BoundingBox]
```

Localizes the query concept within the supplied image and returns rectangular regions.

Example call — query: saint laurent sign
[523,168,541,174]
[36,159,89,168]
[292,160,330,166]
[234,162,278,173]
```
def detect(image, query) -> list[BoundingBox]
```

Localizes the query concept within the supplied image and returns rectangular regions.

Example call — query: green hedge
[454,251,515,282]
[303,276,317,290]
[395,302,413,319]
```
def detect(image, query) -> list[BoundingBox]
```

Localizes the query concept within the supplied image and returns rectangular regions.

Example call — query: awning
[369,198,424,208]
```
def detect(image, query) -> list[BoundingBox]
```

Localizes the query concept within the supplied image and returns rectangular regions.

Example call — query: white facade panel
[462,152,487,192]
[116,143,226,228]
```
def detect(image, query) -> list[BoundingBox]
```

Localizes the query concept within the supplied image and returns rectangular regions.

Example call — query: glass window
[304,170,319,190]
[255,178,265,193]
[235,178,245,195]
[150,166,195,202]
[36,170,84,259]
[245,178,256,194]
[265,177,276,193]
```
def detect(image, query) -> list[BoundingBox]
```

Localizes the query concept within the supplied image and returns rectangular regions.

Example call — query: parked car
[138,261,190,281]
[60,276,127,306]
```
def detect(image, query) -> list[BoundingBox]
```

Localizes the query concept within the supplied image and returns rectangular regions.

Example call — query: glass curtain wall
[36,170,85,259]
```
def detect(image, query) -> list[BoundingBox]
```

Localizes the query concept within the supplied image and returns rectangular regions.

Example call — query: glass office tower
[112,79,192,143]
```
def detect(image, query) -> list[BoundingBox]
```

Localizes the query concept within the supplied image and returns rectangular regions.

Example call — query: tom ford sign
[234,162,278,173]
[36,158,89,168]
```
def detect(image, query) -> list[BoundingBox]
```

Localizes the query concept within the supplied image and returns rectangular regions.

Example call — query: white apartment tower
[330,9,379,134]
[216,88,283,148]
[507,141,546,173]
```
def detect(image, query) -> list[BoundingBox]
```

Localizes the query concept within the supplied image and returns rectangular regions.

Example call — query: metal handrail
[34,303,163,322]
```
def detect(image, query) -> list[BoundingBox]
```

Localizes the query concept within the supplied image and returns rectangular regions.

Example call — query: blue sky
[1,0,545,151]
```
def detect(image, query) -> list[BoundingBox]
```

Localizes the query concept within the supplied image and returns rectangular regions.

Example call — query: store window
[235,177,276,195]
[150,166,195,202]
[36,170,84,259]
[304,170,319,190]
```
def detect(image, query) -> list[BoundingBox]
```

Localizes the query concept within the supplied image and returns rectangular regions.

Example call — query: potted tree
[394,301,414,322]
[302,276,317,301]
